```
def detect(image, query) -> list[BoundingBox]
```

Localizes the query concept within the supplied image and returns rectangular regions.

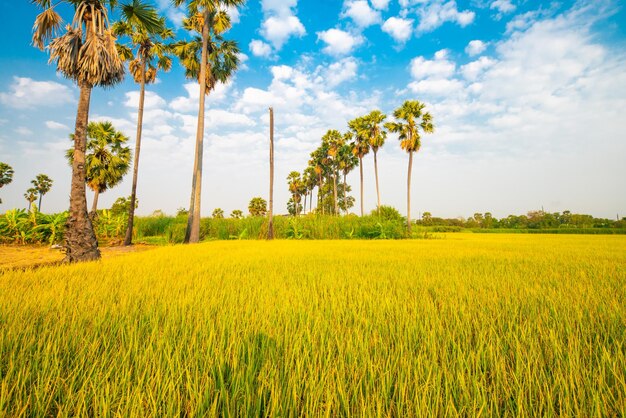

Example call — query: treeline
[417,210,626,230]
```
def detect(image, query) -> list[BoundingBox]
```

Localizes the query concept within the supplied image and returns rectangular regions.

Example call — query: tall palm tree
[310,142,330,214]
[171,0,244,243]
[348,116,370,216]
[67,122,132,216]
[322,130,344,215]
[337,137,359,215]
[385,100,434,233]
[364,110,387,213]
[31,0,159,262]
[287,171,304,217]
[31,174,53,212]
[303,166,317,214]
[0,162,13,205]
[114,1,173,246]
[25,188,38,212]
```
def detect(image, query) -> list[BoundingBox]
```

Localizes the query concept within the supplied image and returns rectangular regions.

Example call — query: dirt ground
[0,244,156,270]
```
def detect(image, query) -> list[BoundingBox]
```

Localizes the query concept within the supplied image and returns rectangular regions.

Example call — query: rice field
[0,234,624,416]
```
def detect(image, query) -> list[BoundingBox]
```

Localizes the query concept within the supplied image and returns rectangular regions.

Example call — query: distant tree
[24,188,38,211]
[337,138,359,215]
[67,122,132,215]
[302,166,317,215]
[31,174,53,212]
[0,162,14,204]
[287,171,305,216]
[152,209,165,217]
[212,208,224,218]
[374,205,403,222]
[422,211,432,226]
[176,207,189,217]
[110,196,138,217]
[230,209,243,219]
[287,197,303,217]
[248,197,267,217]
[322,130,345,215]
[385,100,434,233]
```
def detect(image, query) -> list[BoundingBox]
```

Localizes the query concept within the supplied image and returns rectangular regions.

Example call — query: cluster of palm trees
[287,101,434,232]
[31,0,243,262]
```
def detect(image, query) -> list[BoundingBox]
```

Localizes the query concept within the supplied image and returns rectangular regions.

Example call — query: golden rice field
[0,235,624,416]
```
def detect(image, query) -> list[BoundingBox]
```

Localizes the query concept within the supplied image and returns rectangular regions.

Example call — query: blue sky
[1,0,625,218]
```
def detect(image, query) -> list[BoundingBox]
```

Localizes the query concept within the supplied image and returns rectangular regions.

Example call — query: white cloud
[124,91,167,110]
[250,39,273,57]
[465,40,487,56]
[410,50,456,79]
[382,17,414,43]
[0,77,74,109]
[226,5,240,24]
[170,81,233,113]
[320,57,359,87]
[342,0,381,27]
[317,29,364,56]
[205,109,255,127]
[408,78,464,96]
[371,0,390,10]
[261,15,306,49]
[45,121,70,131]
[460,56,497,80]
[490,0,515,14]
[15,127,33,136]
[413,0,475,33]
[257,0,306,52]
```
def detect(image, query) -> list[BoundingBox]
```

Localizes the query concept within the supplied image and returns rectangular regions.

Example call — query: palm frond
[32,7,63,50]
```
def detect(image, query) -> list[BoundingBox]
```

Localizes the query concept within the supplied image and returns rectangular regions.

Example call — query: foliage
[248,197,267,217]
[1,236,624,415]
[230,209,243,219]
[0,209,67,245]
[110,196,138,217]
[212,208,224,218]
[0,162,13,204]
[372,205,404,222]
[31,174,53,211]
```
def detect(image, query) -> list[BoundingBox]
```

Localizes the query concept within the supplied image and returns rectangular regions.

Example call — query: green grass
[0,235,624,416]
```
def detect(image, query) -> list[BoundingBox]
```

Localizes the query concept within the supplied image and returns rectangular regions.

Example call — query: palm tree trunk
[333,171,338,215]
[318,175,323,215]
[124,55,147,246]
[303,192,307,215]
[186,13,210,244]
[91,189,100,214]
[374,149,381,214]
[65,83,100,262]
[359,156,364,216]
[268,107,274,240]
[343,171,347,215]
[407,150,413,234]
[38,194,42,212]
[28,201,32,212]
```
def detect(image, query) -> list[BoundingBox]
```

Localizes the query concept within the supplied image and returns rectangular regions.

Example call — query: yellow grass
[0,234,624,416]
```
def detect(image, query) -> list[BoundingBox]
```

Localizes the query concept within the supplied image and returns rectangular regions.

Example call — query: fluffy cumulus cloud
[317,29,364,56]
[341,0,381,27]
[382,17,414,43]
[320,57,359,87]
[249,39,273,57]
[490,0,516,15]
[465,40,487,56]
[398,0,475,33]
[255,0,306,54]
[0,77,74,109]
[45,121,70,131]
[370,0,390,10]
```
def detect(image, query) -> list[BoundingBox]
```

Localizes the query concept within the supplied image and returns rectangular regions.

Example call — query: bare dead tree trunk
[359,156,364,216]
[374,149,381,214]
[124,55,147,246]
[268,107,274,240]
[65,83,100,262]
[407,150,413,234]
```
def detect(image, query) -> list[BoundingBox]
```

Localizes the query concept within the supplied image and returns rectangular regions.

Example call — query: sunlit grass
[0,235,624,416]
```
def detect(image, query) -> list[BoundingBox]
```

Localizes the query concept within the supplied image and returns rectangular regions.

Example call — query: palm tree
[322,130,344,215]
[171,0,244,243]
[302,166,317,214]
[364,110,387,213]
[348,116,370,216]
[385,100,434,233]
[31,174,53,212]
[309,143,330,214]
[24,188,38,212]
[31,0,159,262]
[0,162,13,205]
[66,122,132,215]
[337,137,359,215]
[113,2,173,246]
[287,171,305,217]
